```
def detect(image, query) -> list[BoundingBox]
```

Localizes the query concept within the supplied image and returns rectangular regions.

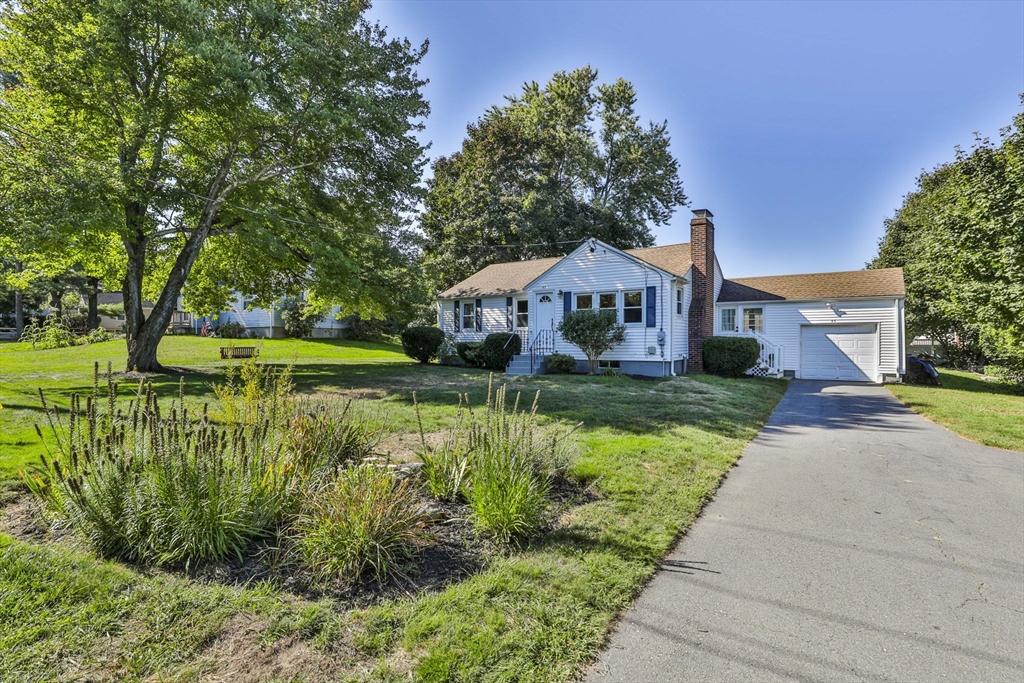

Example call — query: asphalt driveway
[588,380,1024,682]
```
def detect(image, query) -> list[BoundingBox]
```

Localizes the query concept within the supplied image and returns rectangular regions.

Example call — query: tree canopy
[420,67,687,293]
[0,0,429,370]
[870,107,1024,380]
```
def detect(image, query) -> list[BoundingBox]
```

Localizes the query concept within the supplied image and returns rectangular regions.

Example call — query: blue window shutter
[646,286,656,327]
[454,300,460,331]
[475,299,482,332]
[506,297,513,331]
[563,291,572,314]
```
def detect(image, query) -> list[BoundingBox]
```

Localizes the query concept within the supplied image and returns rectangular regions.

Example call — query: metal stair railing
[502,329,530,371]
[529,329,555,374]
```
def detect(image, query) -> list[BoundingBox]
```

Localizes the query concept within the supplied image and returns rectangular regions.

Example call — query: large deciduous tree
[421,67,687,292]
[0,0,428,371]
[871,107,1024,380]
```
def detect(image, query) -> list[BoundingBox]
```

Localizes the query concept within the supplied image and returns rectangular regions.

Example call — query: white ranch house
[437,209,906,382]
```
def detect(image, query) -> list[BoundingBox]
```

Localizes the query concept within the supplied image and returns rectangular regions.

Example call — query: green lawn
[0,337,787,681]
[888,369,1024,451]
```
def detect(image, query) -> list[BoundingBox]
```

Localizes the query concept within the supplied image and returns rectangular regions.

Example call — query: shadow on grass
[6,359,786,444]
[933,371,1024,397]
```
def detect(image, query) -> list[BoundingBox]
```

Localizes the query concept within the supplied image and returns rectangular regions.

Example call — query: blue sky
[368,0,1023,278]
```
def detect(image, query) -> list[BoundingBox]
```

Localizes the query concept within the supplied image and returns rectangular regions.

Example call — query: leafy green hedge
[400,326,445,363]
[703,336,760,377]
[545,353,577,374]
[457,334,521,371]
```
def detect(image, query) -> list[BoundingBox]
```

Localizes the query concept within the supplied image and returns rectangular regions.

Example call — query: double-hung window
[462,301,475,330]
[720,308,736,332]
[676,288,683,315]
[515,299,528,328]
[743,307,763,332]
[575,293,593,310]
[623,291,643,323]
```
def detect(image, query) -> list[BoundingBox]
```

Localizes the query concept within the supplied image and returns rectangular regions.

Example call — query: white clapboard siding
[673,275,691,360]
[439,297,512,342]
[714,256,723,303]
[716,298,902,378]
[530,247,676,362]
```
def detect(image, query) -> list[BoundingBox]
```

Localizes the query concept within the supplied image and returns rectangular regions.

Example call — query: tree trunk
[50,290,62,319]
[13,261,24,337]
[87,277,99,330]
[123,203,219,372]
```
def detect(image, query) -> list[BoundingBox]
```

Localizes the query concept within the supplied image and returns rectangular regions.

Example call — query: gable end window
[720,308,736,332]
[575,293,593,310]
[599,292,616,312]
[623,291,643,324]
[462,301,475,331]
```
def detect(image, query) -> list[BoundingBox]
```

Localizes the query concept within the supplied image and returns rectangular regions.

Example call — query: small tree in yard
[279,298,326,339]
[558,310,626,375]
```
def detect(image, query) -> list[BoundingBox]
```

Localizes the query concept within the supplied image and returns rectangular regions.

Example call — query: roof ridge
[728,267,903,281]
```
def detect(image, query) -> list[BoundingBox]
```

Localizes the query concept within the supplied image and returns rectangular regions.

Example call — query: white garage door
[800,324,878,381]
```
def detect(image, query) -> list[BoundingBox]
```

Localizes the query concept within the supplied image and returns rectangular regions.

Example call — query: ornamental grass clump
[297,463,425,584]
[413,392,471,502]
[284,398,387,485]
[416,375,579,544]
[24,364,292,566]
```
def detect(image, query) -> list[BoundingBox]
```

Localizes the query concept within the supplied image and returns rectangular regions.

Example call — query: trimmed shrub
[475,333,522,371]
[215,321,246,338]
[400,326,445,363]
[456,341,483,365]
[297,464,425,585]
[703,336,760,377]
[546,353,577,374]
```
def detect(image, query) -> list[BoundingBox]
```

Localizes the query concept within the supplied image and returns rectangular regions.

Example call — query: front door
[534,293,555,342]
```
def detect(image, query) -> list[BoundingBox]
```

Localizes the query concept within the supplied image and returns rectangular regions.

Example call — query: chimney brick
[688,209,715,372]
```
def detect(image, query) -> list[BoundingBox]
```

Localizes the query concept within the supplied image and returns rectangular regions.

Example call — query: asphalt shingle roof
[437,243,693,299]
[719,268,905,302]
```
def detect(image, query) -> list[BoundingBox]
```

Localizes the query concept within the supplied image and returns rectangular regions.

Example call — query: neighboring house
[437,209,906,382]
[95,292,347,338]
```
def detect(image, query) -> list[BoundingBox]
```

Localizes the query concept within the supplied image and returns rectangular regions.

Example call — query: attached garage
[716,268,906,383]
[800,324,878,381]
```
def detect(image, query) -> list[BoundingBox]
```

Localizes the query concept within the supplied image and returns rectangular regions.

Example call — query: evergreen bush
[703,336,760,377]
[400,326,445,363]
[545,353,577,374]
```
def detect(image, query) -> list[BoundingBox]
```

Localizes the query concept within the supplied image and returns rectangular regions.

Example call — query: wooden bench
[220,346,259,360]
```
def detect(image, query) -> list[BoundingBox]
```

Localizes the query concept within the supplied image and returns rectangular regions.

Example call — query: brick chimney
[688,209,715,372]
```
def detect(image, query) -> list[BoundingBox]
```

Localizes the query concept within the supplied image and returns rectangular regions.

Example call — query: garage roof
[719,268,905,303]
